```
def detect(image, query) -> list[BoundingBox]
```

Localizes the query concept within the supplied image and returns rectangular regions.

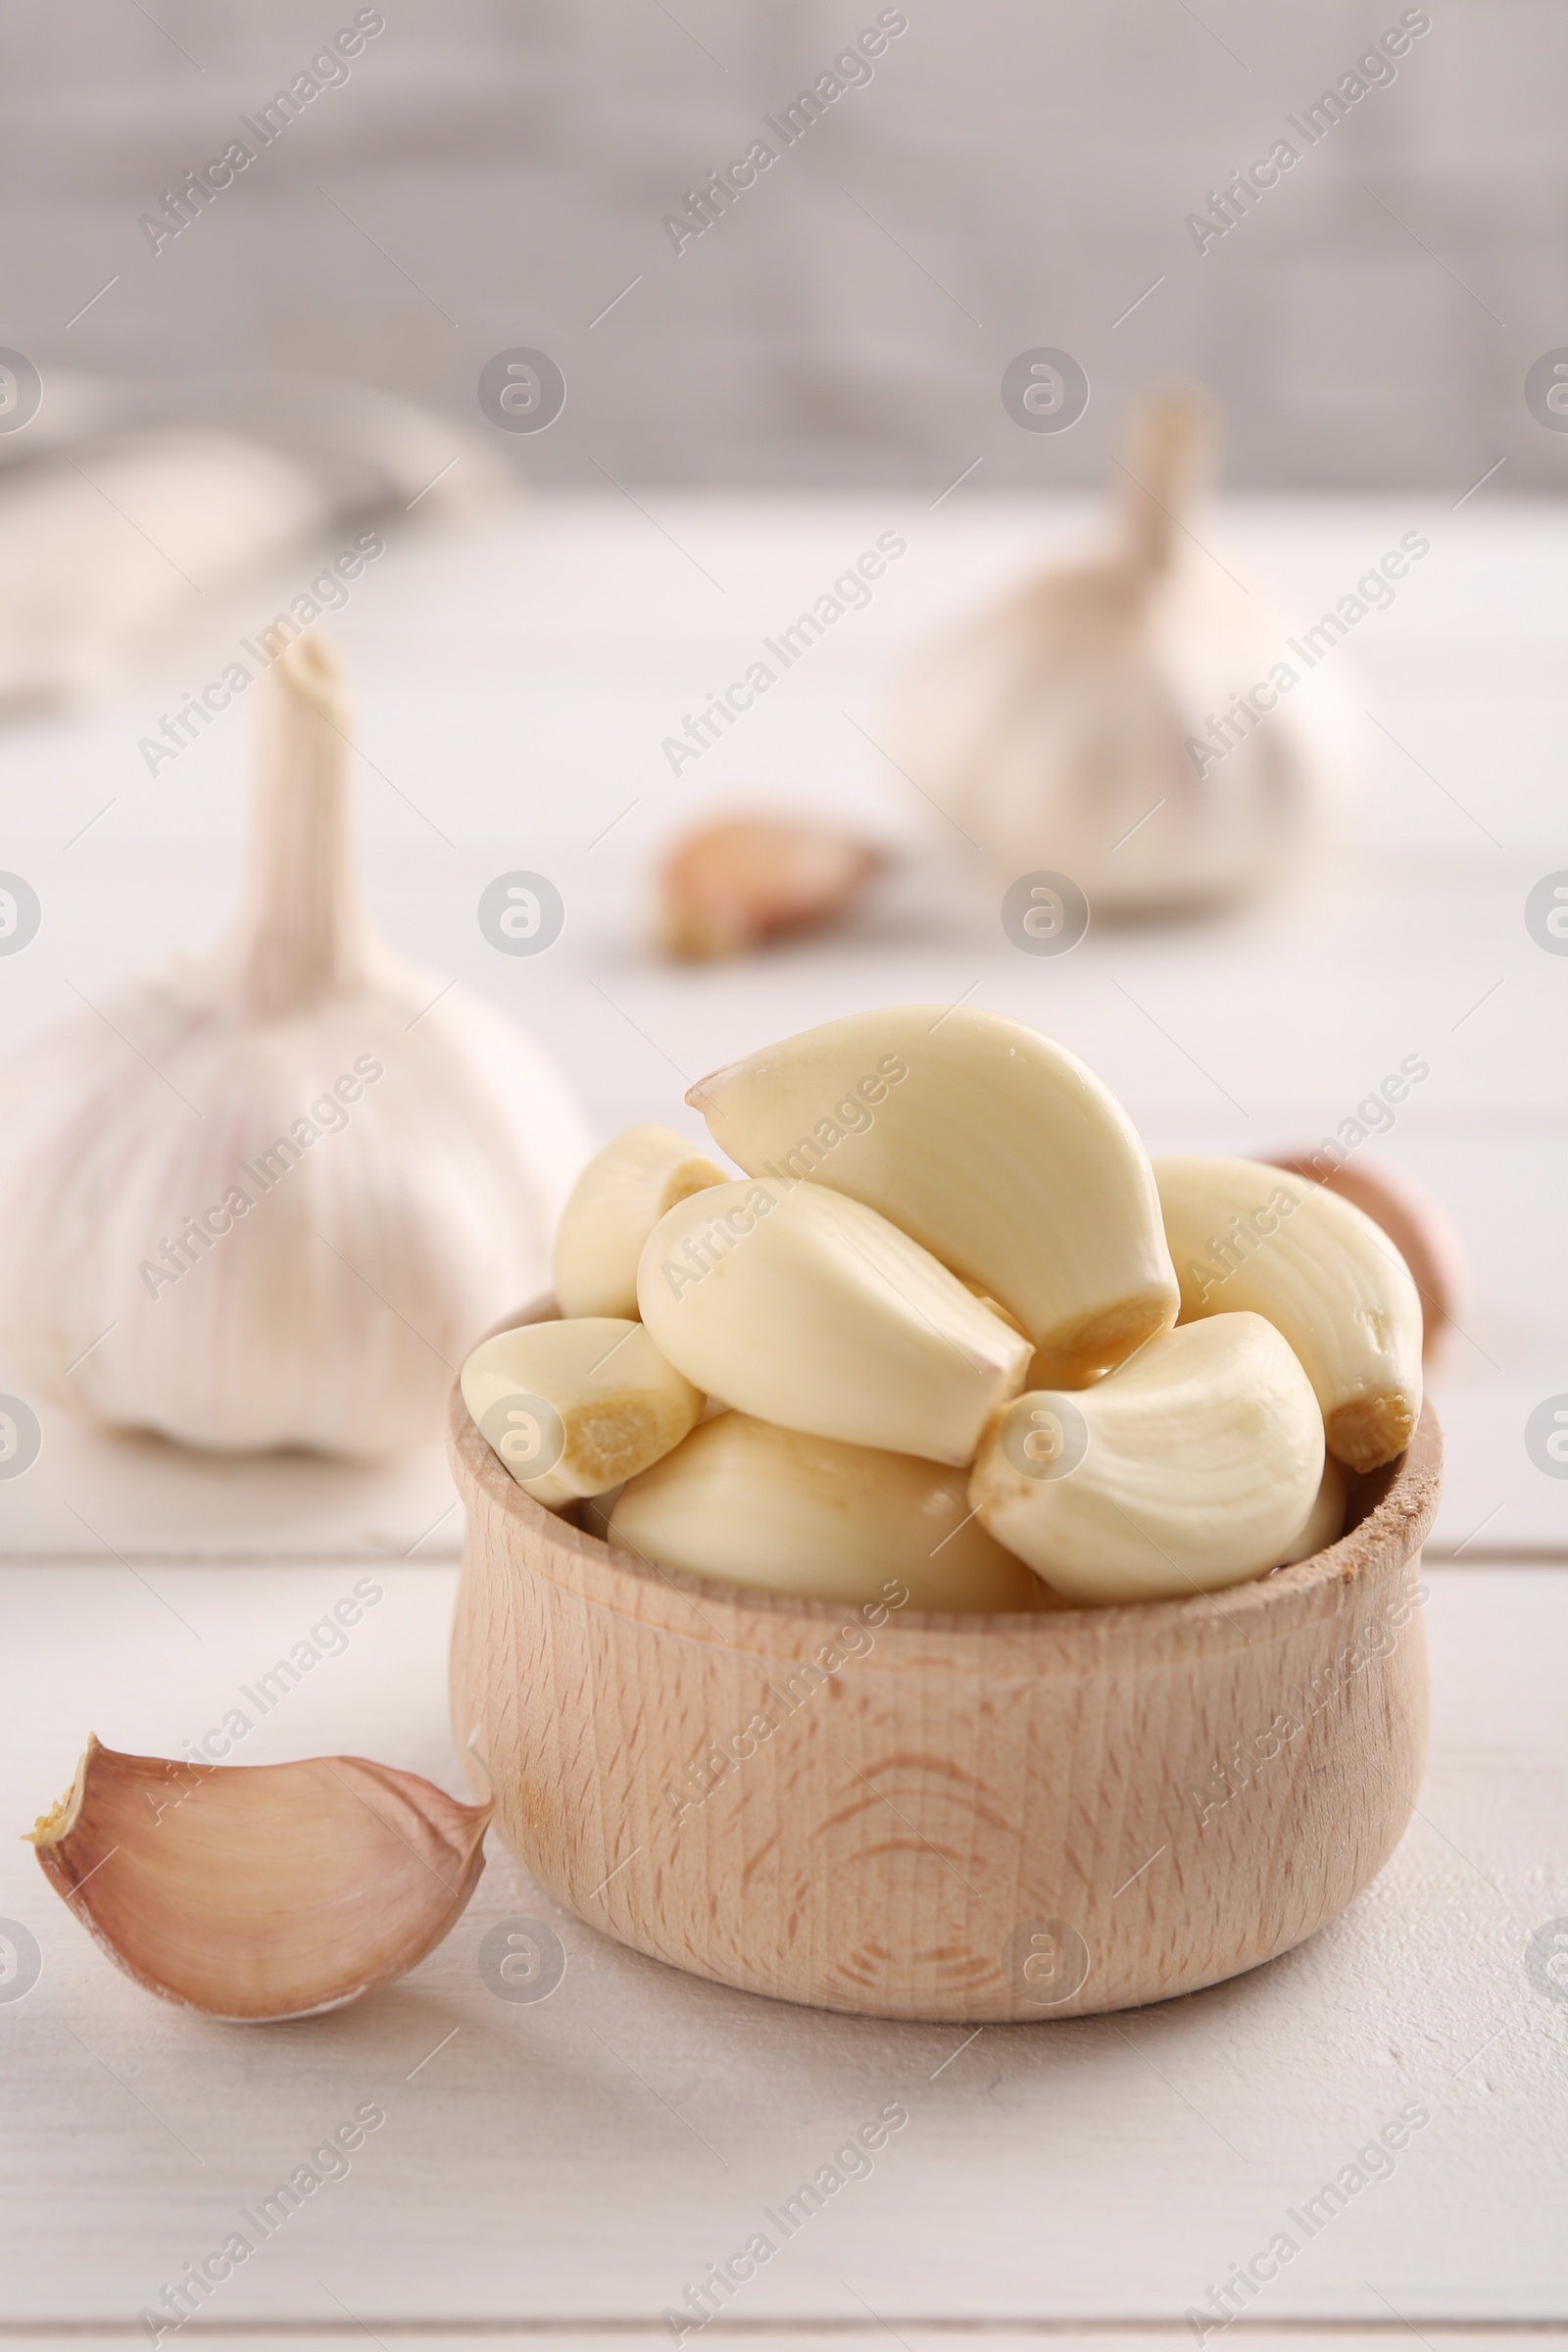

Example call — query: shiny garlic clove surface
[1155,1154,1423,1472]
[462,1317,703,1506]
[552,1125,726,1320]
[29,1736,490,2021]
[1264,1150,1464,1365]
[609,1411,1059,1611]
[690,1004,1178,1385]
[0,633,590,1458]
[970,1313,1324,1605]
[637,1177,1031,1467]
[1277,1453,1347,1566]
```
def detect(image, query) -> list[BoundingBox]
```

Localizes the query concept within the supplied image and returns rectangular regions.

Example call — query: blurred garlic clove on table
[893,388,1351,915]
[657,815,884,959]
[0,633,591,1457]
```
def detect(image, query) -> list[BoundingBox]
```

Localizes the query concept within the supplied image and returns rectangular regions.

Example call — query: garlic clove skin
[970,1313,1325,1605]
[1277,1453,1347,1566]
[29,1736,489,2022]
[893,390,1351,915]
[552,1126,727,1319]
[608,1411,1059,1610]
[658,816,885,960]
[1154,1154,1423,1472]
[0,634,592,1457]
[638,1177,1031,1467]
[689,1005,1178,1385]
[461,1317,704,1506]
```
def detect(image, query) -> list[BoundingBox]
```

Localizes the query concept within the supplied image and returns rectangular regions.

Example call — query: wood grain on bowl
[450,1301,1441,2024]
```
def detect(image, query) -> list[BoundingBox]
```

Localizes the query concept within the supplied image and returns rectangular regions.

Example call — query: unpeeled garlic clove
[891,389,1349,915]
[970,1313,1324,1605]
[638,1177,1031,1466]
[1154,1154,1423,1471]
[552,1125,726,1319]
[28,1736,489,2021]
[1263,1152,1464,1365]
[658,816,884,960]
[1277,1453,1347,1566]
[689,1005,1178,1385]
[608,1410,1058,1610]
[461,1316,704,1506]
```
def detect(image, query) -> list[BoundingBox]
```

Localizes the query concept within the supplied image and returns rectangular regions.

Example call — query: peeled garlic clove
[892,389,1348,915]
[638,1177,1029,1466]
[0,634,591,1457]
[689,1005,1177,1385]
[1264,1152,1464,1364]
[461,1316,703,1506]
[609,1411,1055,1610]
[28,1736,488,2021]
[1278,1453,1347,1566]
[552,1125,726,1319]
[970,1313,1324,1605]
[658,816,884,960]
[1154,1154,1423,1472]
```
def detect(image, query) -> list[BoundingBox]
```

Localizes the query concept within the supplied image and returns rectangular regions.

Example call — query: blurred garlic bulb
[896,390,1349,914]
[0,635,590,1457]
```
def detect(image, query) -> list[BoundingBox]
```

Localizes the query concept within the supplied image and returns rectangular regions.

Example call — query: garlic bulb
[0,635,590,1456]
[895,391,1348,914]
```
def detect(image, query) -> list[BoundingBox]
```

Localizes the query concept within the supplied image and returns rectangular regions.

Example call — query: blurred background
[3,0,1562,489]
[0,0,1561,1562]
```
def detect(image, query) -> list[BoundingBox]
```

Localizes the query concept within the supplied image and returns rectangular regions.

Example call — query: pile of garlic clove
[464,1006,1424,1610]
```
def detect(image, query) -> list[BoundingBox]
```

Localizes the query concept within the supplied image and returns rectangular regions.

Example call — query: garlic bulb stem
[229,636,375,1017]
[1117,388,1212,578]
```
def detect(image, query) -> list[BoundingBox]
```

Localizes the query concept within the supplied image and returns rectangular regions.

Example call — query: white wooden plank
[0,1386,460,1563]
[2,1561,1564,2332]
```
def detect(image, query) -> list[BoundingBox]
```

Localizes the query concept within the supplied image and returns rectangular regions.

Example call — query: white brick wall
[1,0,1560,489]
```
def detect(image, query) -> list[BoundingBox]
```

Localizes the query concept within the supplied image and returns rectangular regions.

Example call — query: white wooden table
[1,492,1565,2346]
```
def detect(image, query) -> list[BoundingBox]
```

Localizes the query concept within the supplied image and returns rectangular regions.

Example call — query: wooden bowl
[448,1309,1441,2023]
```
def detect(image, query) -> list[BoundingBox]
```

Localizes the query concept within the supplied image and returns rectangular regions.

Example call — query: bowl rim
[449,1299,1443,1677]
